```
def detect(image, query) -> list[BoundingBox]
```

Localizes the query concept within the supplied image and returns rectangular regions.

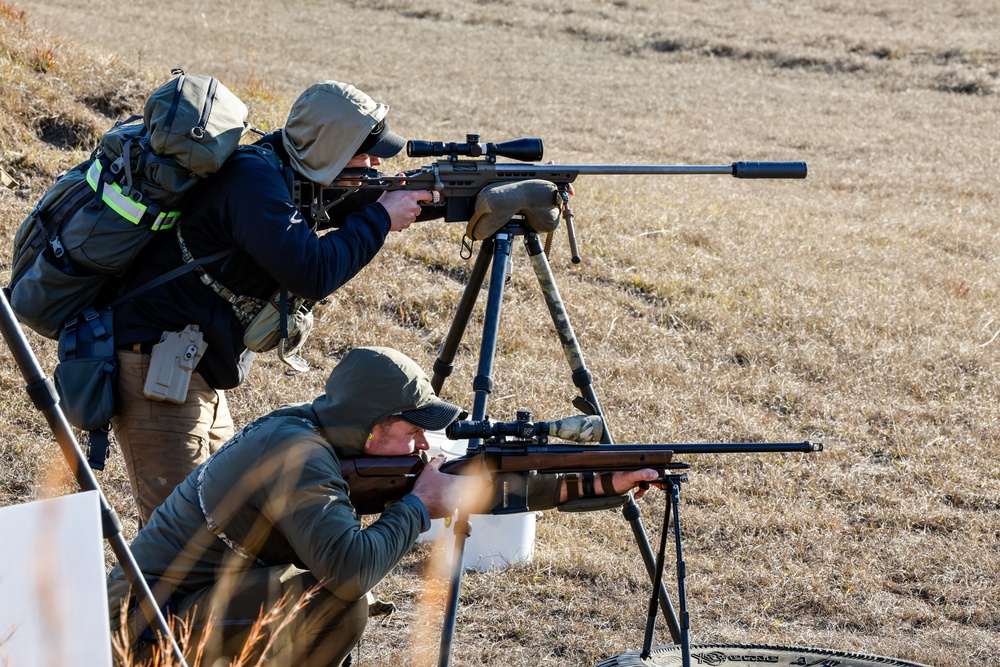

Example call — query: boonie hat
[282,81,405,185]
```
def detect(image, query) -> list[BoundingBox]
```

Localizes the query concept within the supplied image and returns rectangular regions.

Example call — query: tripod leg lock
[433,358,455,379]
[571,368,593,389]
[472,374,493,393]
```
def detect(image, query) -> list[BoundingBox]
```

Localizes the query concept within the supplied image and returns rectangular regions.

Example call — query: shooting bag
[466,179,561,241]
[6,70,248,339]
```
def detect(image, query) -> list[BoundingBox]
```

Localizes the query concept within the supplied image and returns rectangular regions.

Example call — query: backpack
[6,69,249,339]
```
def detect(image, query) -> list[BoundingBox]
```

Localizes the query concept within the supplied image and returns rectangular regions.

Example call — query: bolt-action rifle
[341,411,822,515]
[294,135,807,262]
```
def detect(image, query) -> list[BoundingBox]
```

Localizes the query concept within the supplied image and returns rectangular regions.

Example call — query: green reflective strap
[85,160,180,230]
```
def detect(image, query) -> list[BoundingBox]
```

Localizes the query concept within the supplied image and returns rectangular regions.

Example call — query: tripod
[427,219,685,666]
[0,290,188,666]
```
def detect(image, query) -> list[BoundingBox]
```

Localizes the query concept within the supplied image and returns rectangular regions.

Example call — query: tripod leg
[438,231,514,667]
[641,475,689,661]
[0,292,189,666]
[522,231,684,638]
[522,232,612,442]
[624,495,684,643]
[468,231,513,422]
[431,237,494,395]
[671,478,692,665]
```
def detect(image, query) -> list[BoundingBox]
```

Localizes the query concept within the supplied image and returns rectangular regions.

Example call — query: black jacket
[113,131,391,389]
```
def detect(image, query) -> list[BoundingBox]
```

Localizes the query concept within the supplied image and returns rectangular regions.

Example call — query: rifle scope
[407,135,544,162]
[446,412,603,443]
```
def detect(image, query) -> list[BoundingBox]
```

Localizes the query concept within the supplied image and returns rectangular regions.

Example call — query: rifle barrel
[661,441,822,454]
[493,161,807,179]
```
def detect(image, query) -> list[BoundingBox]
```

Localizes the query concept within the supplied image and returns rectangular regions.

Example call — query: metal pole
[0,290,189,667]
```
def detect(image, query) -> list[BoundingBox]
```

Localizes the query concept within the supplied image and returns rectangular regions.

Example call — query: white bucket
[417,431,536,571]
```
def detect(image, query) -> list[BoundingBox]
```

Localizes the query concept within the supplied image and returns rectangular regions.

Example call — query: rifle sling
[112,247,236,306]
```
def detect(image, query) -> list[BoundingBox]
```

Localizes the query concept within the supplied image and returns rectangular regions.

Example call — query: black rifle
[294,135,807,261]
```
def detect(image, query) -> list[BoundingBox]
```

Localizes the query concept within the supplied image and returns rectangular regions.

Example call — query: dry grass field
[2,1,999,665]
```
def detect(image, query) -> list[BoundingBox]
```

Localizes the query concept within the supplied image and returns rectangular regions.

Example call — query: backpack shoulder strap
[234,142,293,193]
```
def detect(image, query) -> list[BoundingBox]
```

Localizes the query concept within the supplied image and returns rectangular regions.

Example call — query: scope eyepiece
[406,137,543,162]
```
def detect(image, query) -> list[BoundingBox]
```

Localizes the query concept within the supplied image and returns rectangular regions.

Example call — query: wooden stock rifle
[341,413,823,515]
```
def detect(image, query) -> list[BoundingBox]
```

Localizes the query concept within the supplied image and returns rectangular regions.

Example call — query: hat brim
[400,399,465,431]
[365,128,407,158]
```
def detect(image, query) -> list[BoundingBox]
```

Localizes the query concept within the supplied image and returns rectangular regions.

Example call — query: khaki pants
[112,351,235,523]
[173,566,366,667]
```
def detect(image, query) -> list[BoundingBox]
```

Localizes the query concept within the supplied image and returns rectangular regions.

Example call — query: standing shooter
[111,81,433,523]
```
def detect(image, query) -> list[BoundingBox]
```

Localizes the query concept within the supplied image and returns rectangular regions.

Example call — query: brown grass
[2,1,999,666]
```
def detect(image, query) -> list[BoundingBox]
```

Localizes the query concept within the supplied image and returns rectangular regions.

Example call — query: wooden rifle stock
[339,440,820,516]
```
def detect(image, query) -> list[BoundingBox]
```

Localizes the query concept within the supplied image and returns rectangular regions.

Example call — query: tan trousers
[173,565,366,667]
[112,351,235,523]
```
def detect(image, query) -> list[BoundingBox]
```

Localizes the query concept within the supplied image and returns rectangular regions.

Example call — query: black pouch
[54,308,117,469]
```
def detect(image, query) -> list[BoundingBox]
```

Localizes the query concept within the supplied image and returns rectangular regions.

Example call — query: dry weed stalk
[112,583,326,667]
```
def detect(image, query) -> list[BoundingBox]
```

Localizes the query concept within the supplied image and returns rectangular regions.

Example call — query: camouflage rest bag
[465,179,561,241]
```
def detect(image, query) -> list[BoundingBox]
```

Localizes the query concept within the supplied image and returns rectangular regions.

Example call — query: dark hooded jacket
[112,131,390,389]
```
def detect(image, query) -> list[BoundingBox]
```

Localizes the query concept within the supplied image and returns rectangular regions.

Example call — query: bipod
[642,471,692,665]
[0,289,188,667]
[429,218,684,666]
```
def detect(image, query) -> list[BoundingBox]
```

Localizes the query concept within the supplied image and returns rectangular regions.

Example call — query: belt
[118,342,155,355]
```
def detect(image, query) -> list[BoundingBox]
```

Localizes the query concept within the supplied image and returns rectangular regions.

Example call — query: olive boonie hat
[282,81,405,184]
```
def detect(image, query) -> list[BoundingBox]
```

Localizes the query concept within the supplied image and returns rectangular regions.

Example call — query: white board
[0,490,111,667]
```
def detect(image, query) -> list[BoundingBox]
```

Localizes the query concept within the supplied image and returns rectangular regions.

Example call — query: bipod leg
[623,494,684,643]
[438,229,514,667]
[0,291,189,667]
[522,231,683,637]
[431,237,494,395]
[641,474,690,664]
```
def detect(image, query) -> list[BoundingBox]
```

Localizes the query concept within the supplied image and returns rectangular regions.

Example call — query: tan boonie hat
[282,81,406,185]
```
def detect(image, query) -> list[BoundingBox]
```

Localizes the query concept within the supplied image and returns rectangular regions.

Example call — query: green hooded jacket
[106,347,564,634]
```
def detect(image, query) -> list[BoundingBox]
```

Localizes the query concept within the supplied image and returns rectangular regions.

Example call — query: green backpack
[6,69,248,339]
